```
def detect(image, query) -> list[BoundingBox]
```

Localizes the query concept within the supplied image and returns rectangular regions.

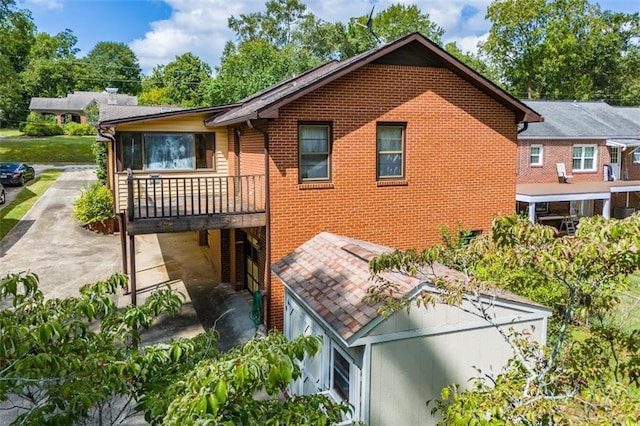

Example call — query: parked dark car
[0,182,5,204]
[0,162,36,186]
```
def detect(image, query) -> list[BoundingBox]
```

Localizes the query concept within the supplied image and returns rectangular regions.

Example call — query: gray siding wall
[367,316,546,426]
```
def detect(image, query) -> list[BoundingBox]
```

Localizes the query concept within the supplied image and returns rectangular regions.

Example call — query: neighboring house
[274,232,550,425]
[97,32,542,331]
[517,100,640,224]
[30,88,138,125]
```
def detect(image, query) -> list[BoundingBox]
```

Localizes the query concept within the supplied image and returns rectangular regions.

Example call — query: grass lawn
[0,134,95,163]
[0,169,64,240]
[0,128,23,138]
[618,271,640,332]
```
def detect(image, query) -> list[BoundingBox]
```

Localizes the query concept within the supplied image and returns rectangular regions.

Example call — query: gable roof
[520,100,640,139]
[30,91,137,112]
[273,232,546,345]
[206,32,542,127]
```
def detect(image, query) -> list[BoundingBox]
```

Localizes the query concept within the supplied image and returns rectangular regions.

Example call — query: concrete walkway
[0,167,257,349]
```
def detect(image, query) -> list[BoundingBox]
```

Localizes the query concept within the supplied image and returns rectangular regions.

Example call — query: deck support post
[129,234,137,306]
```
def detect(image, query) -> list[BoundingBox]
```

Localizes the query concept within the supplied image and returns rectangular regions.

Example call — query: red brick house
[99,33,541,330]
[517,100,640,225]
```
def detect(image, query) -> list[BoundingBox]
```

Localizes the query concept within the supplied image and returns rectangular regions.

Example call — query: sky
[19,0,640,74]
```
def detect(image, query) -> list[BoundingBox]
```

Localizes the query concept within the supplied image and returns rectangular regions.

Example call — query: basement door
[246,234,260,293]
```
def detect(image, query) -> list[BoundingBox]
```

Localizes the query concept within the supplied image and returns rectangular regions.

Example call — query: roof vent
[342,243,377,262]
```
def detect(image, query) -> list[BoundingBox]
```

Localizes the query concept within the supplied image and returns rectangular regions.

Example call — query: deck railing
[126,171,265,221]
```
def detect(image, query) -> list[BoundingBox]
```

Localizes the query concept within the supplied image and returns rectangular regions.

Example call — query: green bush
[64,122,97,136]
[92,141,107,185]
[22,122,64,136]
[72,183,115,224]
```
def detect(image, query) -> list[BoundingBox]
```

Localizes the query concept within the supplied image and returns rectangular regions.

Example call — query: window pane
[572,158,581,169]
[378,127,403,151]
[584,158,594,169]
[300,127,328,153]
[196,134,215,169]
[301,155,328,179]
[379,153,402,177]
[584,146,595,158]
[144,134,194,170]
[120,133,142,170]
[573,147,582,158]
[333,349,350,400]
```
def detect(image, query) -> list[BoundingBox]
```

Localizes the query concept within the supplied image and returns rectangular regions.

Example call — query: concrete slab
[0,167,257,348]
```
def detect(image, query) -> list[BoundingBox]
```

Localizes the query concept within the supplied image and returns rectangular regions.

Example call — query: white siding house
[273,232,550,425]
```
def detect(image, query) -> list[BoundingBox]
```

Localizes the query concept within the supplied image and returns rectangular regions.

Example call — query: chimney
[105,87,118,105]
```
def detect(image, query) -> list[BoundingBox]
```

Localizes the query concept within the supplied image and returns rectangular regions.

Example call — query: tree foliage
[482,0,640,102]
[0,0,35,125]
[366,214,640,424]
[82,41,142,95]
[160,53,212,107]
[21,30,80,99]
[0,272,348,425]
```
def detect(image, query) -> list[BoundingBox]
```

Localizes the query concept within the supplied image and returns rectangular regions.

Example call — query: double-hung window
[299,123,331,182]
[530,144,543,166]
[377,124,405,179]
[572,144,597,171]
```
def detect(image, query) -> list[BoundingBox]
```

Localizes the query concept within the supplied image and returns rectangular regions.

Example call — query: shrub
[92,141,107,185]
[72,183,115,224]
[22,122,64,136]
[64,122,97,136]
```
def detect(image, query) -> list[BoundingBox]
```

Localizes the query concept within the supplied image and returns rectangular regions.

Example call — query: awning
[605,139,640,150]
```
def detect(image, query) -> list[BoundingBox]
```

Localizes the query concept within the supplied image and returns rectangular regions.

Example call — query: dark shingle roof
[273,232,545,344]
[520,100,640,139]
[98,105,187,123]
[207,32,542,127]
[30,91,137,112]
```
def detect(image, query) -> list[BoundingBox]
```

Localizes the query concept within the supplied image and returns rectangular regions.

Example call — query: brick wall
[517,139,612,183]
[263,63,519,330]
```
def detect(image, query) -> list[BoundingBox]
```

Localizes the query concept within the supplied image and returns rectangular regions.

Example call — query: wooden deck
[125,174,266,235]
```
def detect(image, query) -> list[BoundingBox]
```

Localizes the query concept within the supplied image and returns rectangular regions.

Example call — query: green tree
[366,215,640,423]
[445,41,503,86]
[0,0,35,125]
[20,30,80,98]
[161,53,212,106]
[482,0,640,101]
[373,3,444,44]
[82,41,142,95]
[0,272,349,424]
[203,39,320,105]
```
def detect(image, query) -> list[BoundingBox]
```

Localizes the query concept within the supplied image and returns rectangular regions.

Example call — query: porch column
[602,197,611,219]
[528,202,537,223]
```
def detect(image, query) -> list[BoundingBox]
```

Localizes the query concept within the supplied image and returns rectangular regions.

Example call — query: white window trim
[572,144,598,171]
[329,343,360,422]
[530,144,543,166]
[632,148,640,164]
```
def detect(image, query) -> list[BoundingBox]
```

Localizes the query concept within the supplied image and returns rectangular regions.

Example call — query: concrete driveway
[0,166,256,347]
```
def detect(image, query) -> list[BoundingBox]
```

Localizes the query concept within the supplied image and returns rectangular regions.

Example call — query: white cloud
[22,0,63,10]
[130,0,493,74]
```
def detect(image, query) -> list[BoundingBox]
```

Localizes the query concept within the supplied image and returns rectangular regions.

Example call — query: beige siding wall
[368,314,546,426]
[114,128,229,213]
